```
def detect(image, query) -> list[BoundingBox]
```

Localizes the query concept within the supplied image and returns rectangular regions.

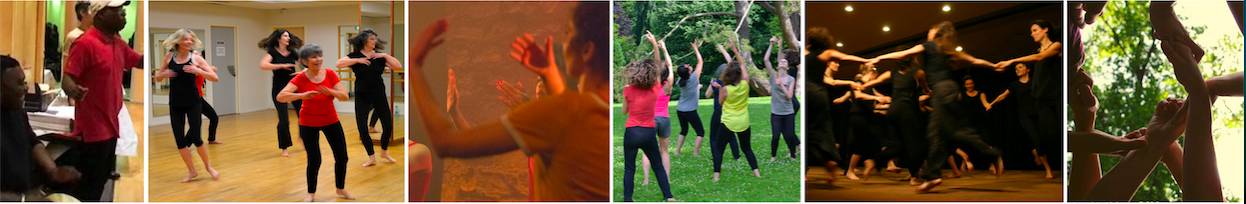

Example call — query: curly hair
[720,61,743,86]
[625,58,661,89]
[572,2,610,84]
[257,29,303,54]
[162,29,203,51]
[783,49,800,68]
[349,28,387,53]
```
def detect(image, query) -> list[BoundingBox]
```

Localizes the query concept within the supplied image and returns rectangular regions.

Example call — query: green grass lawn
[612,97,802,202]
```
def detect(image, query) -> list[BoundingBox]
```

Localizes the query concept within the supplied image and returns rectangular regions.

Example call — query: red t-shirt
[291,70,341,127]
[196,76,205,97]
[64,28,142,143]
[623,85,656,128]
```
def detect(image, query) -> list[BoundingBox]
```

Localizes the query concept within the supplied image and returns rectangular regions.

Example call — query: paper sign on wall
[215,41,226,56]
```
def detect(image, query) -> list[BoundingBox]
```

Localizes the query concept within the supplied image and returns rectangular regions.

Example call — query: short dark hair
[572,2,609,83]
[1,55,19,71]
[74,2,90,21]
[783,49,799,67]
[1032,19,1059,43]
[349,28,387,53]
[807,27,834,52]
[676,64,691,87]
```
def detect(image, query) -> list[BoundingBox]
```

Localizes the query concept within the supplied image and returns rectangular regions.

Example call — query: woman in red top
[276,44,355,202]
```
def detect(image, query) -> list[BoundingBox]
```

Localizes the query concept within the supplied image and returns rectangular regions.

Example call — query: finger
[511,52,524,62]
[545,36,554,55]
[512,43,526,55]
[514,37,528,52]
[524,34,535,45]
[430,39,445,49]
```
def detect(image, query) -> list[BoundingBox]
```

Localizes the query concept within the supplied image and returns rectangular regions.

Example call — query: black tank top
[890,69,919,106]
[850,85,875,114]
[1031,44,1060,100]
[1009,80,1036,116]
[348,51,389,94]
[921,41,952,83]
[959,91,987,118]
[168,52,199,106]
[269,49,298,87]
[806,52,827,86]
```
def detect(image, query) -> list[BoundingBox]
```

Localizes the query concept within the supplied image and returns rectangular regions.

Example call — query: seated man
[0,55,82,201]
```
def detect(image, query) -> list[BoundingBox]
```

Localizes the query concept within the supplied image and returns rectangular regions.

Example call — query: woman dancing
[987,63,1053,179]
[764,37,799,162]
[277,44,355,202]
[866,21,1004,192]
[711,38,762,181]
[641,35,675,186]
[258,29,303,157]
[835,65,887,181]
[155,29,221,183]
[673,40,707,157]
[805,27,870,183]
[406,2,613,201]
[860,50,927,185]
[336,28,402,167]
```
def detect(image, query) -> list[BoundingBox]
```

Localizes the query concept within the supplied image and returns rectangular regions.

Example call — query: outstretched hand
[414,19,449,68]
[497,80,530,109]
[864,58,880,68]
[510,34,558,76]
[1145,98,1189,146]
[447,69,459,111]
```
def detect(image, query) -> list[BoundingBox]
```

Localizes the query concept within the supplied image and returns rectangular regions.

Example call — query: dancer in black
[806,27,870,183]
[866,21,1004,192]
[258,29,303,157]
[155,29,221,183]
[987,63,1052,179]
[337,28,402,167]
[838,65,886,181]
[861,51,927,185]
[995,20,1062,180]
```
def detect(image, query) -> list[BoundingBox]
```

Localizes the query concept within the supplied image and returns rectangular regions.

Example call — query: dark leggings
[884,106,923,177]
[770,113,799,158]
[676,110,705,137]
[1034,99,1061,156]
[355,93,393,155]
[622,127,673,201]
[201,98,219,142]
[273,90,302,150]
[369,110,382,127]
[709,105,740,159]
[713,124,758,172]
[1019,113,1044,155]
[919,81,1000,180]
[301,122,349,193]
[848,113,881,159]
[804,82,841,170]
[171,102,204,148]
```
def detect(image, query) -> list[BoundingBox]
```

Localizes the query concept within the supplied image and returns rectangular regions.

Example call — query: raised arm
[727,39,749,82]
[661,40,675,93]
[763,37,777,76]
[1000,42,1062,68]
[1162,37,1220,201]
[717,44,733,64]
[692,40,704,78]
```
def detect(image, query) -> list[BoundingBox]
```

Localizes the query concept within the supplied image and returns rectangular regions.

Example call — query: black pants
[68,138,117,201]
[201,98,219,142]
[887,104,925,177]
[273,89,302,150]
[369,110,382,127]
[848,113,881,159]
[714,124,759,172]
[804,82,841,169]
[171,103,204,148]
[770,113,799,158]
[919,81,1000,180]
[301,122,349,193]
[1034,99,1061,156]
[622,127,673,201]
[708,105,740,159]
[1019,113,1044,155]
[354,93,393,155]
[676,110,705,137]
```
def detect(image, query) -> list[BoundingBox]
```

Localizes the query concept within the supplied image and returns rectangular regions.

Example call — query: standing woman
[673,40,706,157]
[641,37,675,185]
[995,20,1062,178]
[956,76,993,174]
[840,65,885,181]
[986,63,1053,179]
[258,29,303,157]
[861,51,928,185]
[155,29,221,183]
[806,27,869,182]
[711,39,761,181]
[277,44,356,202]
[764,37,799,162]
[337,28,402,166]
[866,21,1003,192]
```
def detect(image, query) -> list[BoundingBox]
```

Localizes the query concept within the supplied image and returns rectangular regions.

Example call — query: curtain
[1,1,47,89]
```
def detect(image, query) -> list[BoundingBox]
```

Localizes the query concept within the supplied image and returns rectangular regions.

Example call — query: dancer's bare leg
[659,137,672,183]
[196,145,220,179]
[846,154,862,180]
[674,135,686,156]
[642,154,652,185]
[692,136,704,157]
[862,159,876,180]
[946,156,961,178]
[179,148,198,183]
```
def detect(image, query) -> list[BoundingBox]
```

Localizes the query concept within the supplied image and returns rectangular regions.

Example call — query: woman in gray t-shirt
[764,37,800,162]
[674,40,707,156]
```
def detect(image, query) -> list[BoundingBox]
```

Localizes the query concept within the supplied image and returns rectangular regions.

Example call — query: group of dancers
[1067,2,1243,201]
[620,29,802,201]
[806,19,1062,193]
[156,27,401,201]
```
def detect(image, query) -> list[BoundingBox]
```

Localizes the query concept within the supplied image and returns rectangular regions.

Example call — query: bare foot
[380,154,398,163]
[753,169,762,178]
[181,171,198,183]
[948,171,961,178]
[712,173,721,182]
[641,177,649,186]
[207,167,221,179]
[862,169,872,181]
[915,178,943,193]
[994,157,1005,179]
[302,194,314,202]
[770,157,777,162]
[909,177,922,186]
[209,140,224,144]
[361,156,377,167]
[336,189,356,200]
[692,152,700,157]
[1045,172,1054,179]
[666,198,678,202]
[845,171,861,180]
[965,161,975,173]
[886,166,902,174]
[281,149,290,157]
[368,127,381,133]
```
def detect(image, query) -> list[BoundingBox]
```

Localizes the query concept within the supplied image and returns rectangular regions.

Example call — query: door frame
[209,25,241,115]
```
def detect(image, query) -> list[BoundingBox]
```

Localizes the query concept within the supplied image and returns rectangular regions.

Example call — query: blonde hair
[163,29,203,51]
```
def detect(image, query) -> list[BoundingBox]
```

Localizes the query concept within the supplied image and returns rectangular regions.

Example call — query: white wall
[148,2,362,125]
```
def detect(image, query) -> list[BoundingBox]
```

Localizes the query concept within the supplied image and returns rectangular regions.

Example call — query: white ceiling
[202,1,358,10]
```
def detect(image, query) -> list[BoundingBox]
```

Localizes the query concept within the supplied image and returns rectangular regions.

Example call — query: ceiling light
[836,42,844,47]
[942,5,951,12]
[882,26,890,32]
[955,46,963,51]
[845,6,854,12]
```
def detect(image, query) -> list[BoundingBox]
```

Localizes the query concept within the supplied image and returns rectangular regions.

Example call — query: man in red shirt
[61,0,141,201]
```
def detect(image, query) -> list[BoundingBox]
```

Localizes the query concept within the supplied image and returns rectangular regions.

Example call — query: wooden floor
[805,168,1063,201]
[148,110,406,202]
[114,102,145,202]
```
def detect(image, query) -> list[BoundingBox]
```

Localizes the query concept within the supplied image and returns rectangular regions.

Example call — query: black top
[347,51,390,94]
[268,50,298,87]
[959,92,987,118]
[890,69,919,106]
[850,84,876,114]
[168,52,200,106]
[921,41,952,83]
[806,52,827,85]
[1,110,39,192]
[1031,47,1060,100]
[1008,80,1036,116]
[711,79,723,109]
